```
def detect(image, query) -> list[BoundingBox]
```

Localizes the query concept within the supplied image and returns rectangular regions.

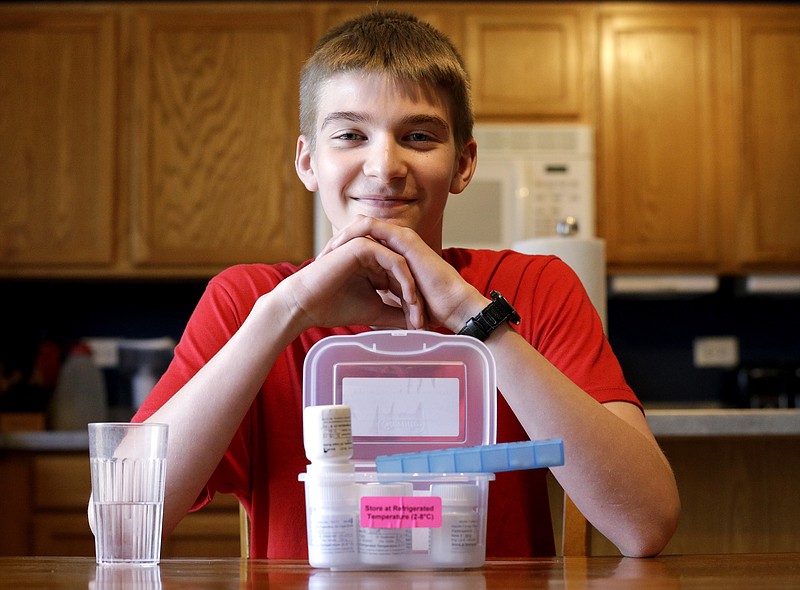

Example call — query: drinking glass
[89,422,168,566]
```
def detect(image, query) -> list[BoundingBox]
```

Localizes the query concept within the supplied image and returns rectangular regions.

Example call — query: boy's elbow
[618,499,681,558]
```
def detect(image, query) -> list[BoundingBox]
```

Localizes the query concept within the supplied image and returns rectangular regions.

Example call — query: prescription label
[360,496,442,529]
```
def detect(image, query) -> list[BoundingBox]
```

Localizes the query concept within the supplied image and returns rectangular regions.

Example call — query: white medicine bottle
[357,481,414,566]
[303,405,358,568]
[428,483,482,566]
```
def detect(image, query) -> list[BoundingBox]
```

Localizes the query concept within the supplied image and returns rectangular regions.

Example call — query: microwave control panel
[517,154,594,239]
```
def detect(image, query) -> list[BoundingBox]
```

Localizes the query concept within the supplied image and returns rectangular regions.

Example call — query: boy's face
[295,72,476,252]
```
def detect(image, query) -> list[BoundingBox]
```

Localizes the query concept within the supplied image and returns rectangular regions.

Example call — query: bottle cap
[304,462,356,507]
[430,483,480,506]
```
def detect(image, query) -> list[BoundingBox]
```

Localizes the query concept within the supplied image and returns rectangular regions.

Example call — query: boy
[113,10,679,558]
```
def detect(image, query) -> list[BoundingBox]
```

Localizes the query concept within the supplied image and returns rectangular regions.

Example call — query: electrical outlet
[693,336,739,368]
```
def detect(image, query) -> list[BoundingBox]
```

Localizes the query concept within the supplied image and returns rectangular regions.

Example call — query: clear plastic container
[300,470,494,570]
[299,330,497,570]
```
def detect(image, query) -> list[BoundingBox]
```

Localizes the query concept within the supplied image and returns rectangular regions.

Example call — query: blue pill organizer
[375,439,564,474]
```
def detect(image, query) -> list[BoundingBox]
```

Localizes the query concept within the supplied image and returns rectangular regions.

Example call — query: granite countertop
[2,409,800,451]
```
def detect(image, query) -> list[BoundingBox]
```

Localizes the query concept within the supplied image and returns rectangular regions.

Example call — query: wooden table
[0,555,798,589]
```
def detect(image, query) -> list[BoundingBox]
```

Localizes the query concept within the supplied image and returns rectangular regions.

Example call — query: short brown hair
[299,9,473,151]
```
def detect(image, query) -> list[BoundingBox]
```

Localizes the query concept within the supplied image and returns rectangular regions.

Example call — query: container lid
[303,330,497,465]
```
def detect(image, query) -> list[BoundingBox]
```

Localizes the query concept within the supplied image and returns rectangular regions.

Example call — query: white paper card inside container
[298,330,565,571]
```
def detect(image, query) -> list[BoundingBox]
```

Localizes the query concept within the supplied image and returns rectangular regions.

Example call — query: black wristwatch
[457,290,520,342]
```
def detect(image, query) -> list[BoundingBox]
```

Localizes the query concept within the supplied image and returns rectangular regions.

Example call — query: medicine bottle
[303,405,358,568]
[303,404,353,465]
[428,483,482,566]
[357,481,414,566]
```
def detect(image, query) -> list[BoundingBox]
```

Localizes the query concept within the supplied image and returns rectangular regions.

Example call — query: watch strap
[457,290,520,341]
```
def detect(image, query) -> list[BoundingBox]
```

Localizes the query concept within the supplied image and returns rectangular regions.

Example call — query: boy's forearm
[92,290,304,539]
[487,325,680,557]
[163,291,304,535]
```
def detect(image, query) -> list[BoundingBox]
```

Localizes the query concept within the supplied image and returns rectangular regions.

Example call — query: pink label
[360,496,442,529]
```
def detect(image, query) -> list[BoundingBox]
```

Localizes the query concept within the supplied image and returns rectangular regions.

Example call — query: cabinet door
[130,8,314,268]
[464,6,583,117]
[0,10,116,269]
[735,10,800,268]
[599,10,722,269]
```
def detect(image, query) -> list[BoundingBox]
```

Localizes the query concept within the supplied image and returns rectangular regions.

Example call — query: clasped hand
[281,216,485,334]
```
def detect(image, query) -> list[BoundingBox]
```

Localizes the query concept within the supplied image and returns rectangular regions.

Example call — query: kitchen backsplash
[1,277,798,416]
[607,277,800,407]
[0,279,207,418]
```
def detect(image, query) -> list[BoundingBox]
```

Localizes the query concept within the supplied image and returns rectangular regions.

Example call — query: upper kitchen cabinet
[733,9,800,270]
[598,4,800,274]
[128,8,314,271]
[463,5,587,118]
[0,9,117,272]
[0,4,315,278]
[598,8,725,271]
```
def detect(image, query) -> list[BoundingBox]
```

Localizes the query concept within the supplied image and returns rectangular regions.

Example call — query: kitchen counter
[645,408,800,437]
[2,409,800,452]
[0,429,89,452]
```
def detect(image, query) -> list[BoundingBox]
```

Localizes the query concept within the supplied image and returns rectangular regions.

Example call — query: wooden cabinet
[598,8,726,271]
[464,5,587,118]
[128,8,313,271]
[734,9,800,270]
[0,10,117,270]
[598,5,800,273]
[0,451,241,557]
[1,3,799,277]
[0,4,315,278]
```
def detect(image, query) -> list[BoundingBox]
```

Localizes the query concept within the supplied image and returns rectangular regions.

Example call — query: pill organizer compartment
[299,330,497,570]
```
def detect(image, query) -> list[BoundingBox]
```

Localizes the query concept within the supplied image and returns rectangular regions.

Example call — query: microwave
[443,123,595,250]
[312,124,595,253]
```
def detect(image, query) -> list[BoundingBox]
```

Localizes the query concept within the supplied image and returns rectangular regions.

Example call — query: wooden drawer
[6,451,241,557]
[168,511,241,557]
[33,509,241,558]
[33,513,95,557]
[33,454,90,509]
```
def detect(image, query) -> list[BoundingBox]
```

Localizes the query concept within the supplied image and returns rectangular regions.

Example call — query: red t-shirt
[135,248,640,558]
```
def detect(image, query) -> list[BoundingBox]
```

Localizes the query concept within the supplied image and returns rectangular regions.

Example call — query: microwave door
[442,157,519,250]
